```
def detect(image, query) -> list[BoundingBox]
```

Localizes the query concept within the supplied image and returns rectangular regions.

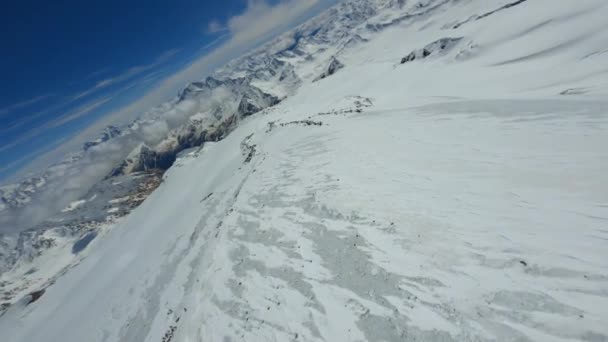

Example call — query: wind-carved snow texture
[2,0,608,341]
[215,137,466,341]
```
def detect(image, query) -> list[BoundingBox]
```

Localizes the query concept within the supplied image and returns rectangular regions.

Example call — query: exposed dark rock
[560,88,588,96]
[240,133,257,164]
[313,57,345,82]
[26,289,45,305]
[162,325,178,342]
[72,231,98,254]
[401,37,462,63]
[280,120,323,127]
[238,93,280,117]
[200,193,213,203]
[311,96,373,118]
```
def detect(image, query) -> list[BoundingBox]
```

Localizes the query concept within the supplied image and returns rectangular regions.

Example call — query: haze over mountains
[1,0,607,341]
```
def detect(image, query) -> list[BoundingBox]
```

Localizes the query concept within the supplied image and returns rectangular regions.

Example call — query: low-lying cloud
[0,99,197,234]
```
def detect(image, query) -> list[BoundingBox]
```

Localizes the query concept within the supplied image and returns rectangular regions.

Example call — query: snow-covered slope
[1,0,608,341]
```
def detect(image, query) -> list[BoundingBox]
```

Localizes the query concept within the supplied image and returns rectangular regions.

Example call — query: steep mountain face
[110,78,281,177]
[2,0,608,340]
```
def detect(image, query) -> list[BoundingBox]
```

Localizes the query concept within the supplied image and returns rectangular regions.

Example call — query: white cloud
[1,46,183,152]
[72,48,181,101]
[45,97,114,129]
[2,47,182,141]
[0,96,113,153]
[206,19,227,34]
[227,0,319,44]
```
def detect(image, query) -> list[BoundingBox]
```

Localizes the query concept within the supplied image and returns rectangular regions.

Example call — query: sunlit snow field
[1,0,607,341]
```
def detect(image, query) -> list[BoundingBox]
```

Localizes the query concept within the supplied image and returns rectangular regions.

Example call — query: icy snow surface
[1,0,607,341]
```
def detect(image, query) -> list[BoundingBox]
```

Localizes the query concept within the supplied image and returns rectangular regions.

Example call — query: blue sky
[0,0,335,182]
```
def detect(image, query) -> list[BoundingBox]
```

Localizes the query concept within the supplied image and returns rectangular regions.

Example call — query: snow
[108,196,130,204]
[0,220,118,316]
[61,200,87,213]
[1,0,608,341]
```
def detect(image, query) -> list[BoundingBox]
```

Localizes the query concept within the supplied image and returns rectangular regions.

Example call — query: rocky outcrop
[313,57,345,82]
[238,92,280,117]
[109,74,280,178]
[400,37,462,63]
